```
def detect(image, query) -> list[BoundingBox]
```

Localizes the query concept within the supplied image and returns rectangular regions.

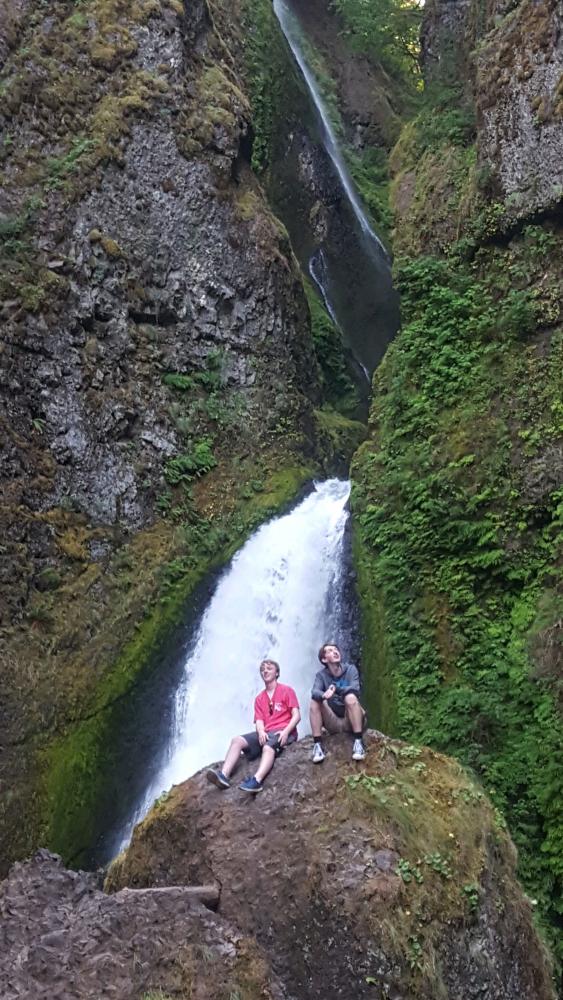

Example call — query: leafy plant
[353,227,563,963]
[331,0,422,88]
[164,438,217,485]
[396,857,424,884]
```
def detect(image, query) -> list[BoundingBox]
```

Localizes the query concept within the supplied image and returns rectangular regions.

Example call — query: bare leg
[254,745,276,783]
[310,699,324,738]
[222,735,249,779]
[344,693,364,733]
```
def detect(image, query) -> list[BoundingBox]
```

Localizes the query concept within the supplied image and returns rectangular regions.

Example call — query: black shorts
[327,697,346,718]
[241,731,296,761]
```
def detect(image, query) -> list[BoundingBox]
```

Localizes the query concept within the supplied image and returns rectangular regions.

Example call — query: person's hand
[277,730,288,748]
[258,729,268,746]
[323,684,336,700]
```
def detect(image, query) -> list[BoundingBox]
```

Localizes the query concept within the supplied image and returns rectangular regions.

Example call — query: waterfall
[309,249,370,381]
[273,0,388,261]
[112,479,353,853]
[271,0,399,378]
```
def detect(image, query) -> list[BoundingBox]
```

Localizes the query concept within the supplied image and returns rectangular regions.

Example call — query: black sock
[352,732,362,741]
[313,737,323,746]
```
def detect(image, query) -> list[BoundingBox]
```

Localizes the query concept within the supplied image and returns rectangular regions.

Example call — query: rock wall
[0,0,339,870]
[476,0,563,222]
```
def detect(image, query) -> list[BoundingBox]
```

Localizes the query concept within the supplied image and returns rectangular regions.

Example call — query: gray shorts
[320,700,367,734]
[241,730,296,761]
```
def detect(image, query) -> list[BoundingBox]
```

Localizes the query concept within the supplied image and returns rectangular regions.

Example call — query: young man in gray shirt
[309,642,366,763]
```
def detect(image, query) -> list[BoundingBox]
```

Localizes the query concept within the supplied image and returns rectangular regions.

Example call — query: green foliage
[164,438,217,485]
[353,227,563,963]
[462,883,480,911]
[415,83,476,152]
[345,146,393,243]
[162,372,196,391]
[45,136,93,190]
[304,281,361,417]
[331,0,422,89]
[241,0,285,172]
[396,857,424,884]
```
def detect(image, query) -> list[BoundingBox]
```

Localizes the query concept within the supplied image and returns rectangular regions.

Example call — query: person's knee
[310,698,322,714]
[230,735,246,750]
[261,744,275,759]
[344,693,359,706]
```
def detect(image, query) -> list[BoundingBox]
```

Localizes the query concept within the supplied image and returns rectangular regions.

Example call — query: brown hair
[318,643,339,664]
[260,658,280,678]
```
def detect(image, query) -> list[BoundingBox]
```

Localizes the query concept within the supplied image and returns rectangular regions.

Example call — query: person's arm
[311,670,328,702]
[339,665,361,697]
[278,706,300,747]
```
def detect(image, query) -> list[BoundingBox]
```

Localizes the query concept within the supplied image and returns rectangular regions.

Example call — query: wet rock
[476,0,563,220]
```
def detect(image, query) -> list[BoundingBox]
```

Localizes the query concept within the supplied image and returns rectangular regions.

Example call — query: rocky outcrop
[476,0,563,221]
[106,733,554,999]
[420,0,563,224]
[0,850,287,999]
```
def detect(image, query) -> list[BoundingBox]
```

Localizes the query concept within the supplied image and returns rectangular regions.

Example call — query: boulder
[107,732,555,1000]
[0,849,288,1000]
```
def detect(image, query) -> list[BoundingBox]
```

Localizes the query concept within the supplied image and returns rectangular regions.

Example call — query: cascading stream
[273,0,388,262]
[272,0,399,377]
[113,479,353,853]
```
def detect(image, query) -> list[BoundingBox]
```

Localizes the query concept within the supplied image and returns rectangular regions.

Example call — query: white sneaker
[352,739,366,761]
[312,742,326,764]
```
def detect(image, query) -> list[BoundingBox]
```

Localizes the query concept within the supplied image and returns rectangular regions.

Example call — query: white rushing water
[117,479,351,847]
[273,0,389,260]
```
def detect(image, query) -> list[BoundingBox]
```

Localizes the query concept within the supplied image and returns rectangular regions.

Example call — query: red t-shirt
[254,683,299,736]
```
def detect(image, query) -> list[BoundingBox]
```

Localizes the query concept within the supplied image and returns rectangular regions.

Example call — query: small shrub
[164,438,217,485]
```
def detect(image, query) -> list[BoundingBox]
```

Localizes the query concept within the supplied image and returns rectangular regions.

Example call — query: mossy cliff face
[107,734,555,999]
[351,0,563,968]
[0,0,349,871]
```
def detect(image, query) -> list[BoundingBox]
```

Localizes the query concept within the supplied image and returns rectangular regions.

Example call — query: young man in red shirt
[207,659,300,794]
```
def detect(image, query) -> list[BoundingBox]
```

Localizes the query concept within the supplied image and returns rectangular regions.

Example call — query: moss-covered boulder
[106,733,554,999]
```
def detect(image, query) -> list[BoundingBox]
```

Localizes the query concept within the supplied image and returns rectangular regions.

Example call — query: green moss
[315,408,366,470]
[352,230,563,964]
[39,462,315,864]
[345,146,393,248]
[304,281,361,418]
[240,0,288,173]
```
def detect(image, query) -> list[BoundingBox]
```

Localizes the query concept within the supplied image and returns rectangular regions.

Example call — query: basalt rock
[0,0,326,871]
[106,733,555,1000]
[0,849,288,1000]
[476,0,563,221]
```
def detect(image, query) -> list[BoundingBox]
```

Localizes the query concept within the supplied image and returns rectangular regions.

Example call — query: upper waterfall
[273,0,388,261]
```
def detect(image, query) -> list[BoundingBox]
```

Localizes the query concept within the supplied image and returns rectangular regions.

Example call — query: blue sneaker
[207,769,230,789]
[239,776,263,794]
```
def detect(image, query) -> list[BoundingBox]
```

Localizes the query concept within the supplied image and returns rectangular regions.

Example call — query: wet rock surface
[107,733,555,1000]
